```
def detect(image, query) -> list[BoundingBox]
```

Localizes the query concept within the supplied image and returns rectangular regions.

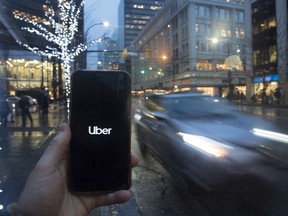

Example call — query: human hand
[16,123,139,216]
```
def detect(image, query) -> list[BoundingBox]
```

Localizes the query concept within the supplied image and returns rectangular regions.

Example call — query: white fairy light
[15,0,95,119]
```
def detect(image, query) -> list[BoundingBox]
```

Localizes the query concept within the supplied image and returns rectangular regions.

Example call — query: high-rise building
[251,0,288,104]
[97,30,120,70]
[118,0,168,49]
[131,0,248,97]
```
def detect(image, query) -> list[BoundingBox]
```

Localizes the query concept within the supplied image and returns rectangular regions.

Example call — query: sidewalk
[232,99,288,108]
[4,103,67,131]
[1,104,128,216]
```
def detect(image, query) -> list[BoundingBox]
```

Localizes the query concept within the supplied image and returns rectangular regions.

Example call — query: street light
[84,21,110,41]
[212,37,233,99]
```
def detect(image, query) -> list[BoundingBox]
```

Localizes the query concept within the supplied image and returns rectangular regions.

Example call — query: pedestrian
[18,93,33,127]
[40,92,49,117]
[240,91,245,104]
[1,123,140,216]
[0,96,11,127]
[274,88,282,104]
[261,88,267,104]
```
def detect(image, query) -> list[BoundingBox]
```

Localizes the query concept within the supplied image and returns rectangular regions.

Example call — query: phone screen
[69,70,131,192]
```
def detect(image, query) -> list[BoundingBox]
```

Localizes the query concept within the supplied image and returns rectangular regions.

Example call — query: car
[134,91,288,212]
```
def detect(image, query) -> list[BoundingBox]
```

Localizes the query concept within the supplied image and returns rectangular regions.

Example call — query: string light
[15,0,96,118]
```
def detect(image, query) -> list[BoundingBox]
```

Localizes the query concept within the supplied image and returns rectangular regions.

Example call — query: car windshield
[162,96,238,119]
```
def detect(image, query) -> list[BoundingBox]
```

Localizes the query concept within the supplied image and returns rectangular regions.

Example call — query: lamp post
[226,41,233,100]
[212,38,233,99]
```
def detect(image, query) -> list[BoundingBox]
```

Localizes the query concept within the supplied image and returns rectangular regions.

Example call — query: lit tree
[14,0,94,115]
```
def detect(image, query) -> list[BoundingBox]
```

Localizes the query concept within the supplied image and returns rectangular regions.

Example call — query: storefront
[252,74,279,102]
[0,57,64,100]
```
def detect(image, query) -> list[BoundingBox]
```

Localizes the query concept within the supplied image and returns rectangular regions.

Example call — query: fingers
[100,190,131,206]
[131,154,140,167]
[82,190,132,209]
[38,123,71,168]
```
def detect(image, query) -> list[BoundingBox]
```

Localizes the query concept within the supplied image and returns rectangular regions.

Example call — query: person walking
[0,96,11,127]
[40,92,49,117]
[19,93,33,127]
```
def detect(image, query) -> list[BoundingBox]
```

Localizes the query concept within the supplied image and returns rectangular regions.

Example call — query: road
[104,103,288,216]
[1,103,288,215]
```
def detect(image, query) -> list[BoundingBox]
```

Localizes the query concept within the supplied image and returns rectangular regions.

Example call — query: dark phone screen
[69,70,131,192]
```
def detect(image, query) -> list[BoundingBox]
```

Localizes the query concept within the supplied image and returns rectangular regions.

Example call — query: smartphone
[69,70,131,192]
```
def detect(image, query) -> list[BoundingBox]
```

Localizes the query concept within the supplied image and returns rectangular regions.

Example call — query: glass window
[195,23,199,33]
[235,10,245,22]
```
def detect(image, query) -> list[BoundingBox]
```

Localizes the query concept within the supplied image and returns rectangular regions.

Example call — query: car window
[164,96,238,118]
[144,95,166,113]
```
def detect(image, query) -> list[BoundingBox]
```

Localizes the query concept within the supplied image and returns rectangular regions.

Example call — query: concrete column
[244,1,254,100]
[187,2,197,70]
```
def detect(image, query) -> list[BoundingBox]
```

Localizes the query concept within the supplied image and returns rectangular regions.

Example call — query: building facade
[0,0,84,99]
[97,30,120,70]
[251,0,288,104]
[118,0,168,49]
[132,0,248,97]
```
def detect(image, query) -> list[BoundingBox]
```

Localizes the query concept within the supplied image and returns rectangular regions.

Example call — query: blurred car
[134,91,288,213]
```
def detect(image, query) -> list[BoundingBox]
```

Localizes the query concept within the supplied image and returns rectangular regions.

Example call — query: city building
[118,0,168,49]
[251,0,288,104]
[97,30,120,70]
[0,0,84,99]
[131,0,249,97]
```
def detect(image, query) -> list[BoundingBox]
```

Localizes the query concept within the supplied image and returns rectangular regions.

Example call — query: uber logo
[88,126,112,135]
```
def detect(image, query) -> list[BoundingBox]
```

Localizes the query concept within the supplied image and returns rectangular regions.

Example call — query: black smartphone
[69,70,131,192]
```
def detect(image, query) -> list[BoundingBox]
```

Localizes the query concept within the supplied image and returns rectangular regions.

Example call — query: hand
[17,123,139,216]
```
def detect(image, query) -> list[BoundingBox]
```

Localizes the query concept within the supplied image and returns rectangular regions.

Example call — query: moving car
[134,91,288,214]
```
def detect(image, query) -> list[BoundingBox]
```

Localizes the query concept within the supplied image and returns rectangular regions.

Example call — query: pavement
[0,103,67,214]
[231,99,288,108]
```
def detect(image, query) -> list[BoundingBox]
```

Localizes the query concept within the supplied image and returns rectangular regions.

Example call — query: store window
[197,59,212,70]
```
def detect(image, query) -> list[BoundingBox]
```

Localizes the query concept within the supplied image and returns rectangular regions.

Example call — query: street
[1,103,288,215]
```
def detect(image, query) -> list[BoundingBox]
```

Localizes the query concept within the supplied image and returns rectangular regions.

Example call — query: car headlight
[251,128,288,144]
[133,113,142,121]
[177,132,233,158]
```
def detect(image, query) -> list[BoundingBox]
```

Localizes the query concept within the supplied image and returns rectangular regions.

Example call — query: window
[196,5,211,17]
[173,33,179,46]
[235,10,245,22]
[182,26,189,39]
[195,23,199,33]
[216,7,231,20]
[197,59,212,70]
[196,23,212,35]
